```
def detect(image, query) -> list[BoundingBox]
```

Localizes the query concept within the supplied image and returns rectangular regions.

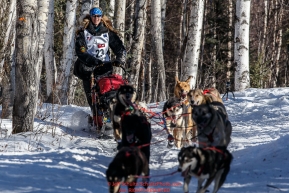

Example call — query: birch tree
[1,0,16,119]
[234,0,251,91]
[151,0,166,101]
[13,0,40,133]
[44,0,57,102]
[227,0,233,82]
[114,0,126,75]
[56,0,78,105]
[92,0,99,7]
[182,0,205,88]
[129,0,147,92]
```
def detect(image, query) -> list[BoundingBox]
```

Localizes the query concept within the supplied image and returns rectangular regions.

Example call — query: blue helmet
[89,7,103,16]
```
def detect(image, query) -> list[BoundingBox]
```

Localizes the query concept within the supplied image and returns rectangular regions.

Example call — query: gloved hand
[112,60,124,67]
[94,61,113,76]
[94,58,103,67]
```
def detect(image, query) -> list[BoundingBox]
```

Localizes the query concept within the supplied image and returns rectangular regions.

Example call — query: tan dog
[171,76,197,147]
[188,88,223,105]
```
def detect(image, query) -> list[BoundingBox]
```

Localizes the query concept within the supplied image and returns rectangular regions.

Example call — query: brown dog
[171,76,197,147]
[188,88,223,106]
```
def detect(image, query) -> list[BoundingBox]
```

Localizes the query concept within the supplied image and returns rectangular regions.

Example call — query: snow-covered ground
[0,87,289,193]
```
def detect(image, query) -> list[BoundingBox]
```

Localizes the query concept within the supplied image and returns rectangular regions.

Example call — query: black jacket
[74,21,126,80]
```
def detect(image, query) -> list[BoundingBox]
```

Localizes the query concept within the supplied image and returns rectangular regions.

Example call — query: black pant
[82,79,92,111]
[83,79,103,117]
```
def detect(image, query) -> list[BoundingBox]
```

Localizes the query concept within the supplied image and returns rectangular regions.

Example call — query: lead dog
[178,146,233,193]
[191,102,232,148]
[188,88,223,105]
[163,97,190,148]
[173,77,197,147]
[106,146,149,193]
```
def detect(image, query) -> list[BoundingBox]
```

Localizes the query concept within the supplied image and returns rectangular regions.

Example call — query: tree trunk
[151,0,166,101]
[108,0,115,22]
[92,0,99,7]
[56,0,78,105]
[128,0,147,93]
[227,0,233,82]
[0,0,16,119]
[114,0,126,75]
[0,0,16,84]
[146,52,152,103]
[182,0,205,88]
[44,0,57,103]
[234,0,251,91]
[13,0,40,133]
[161,0,167,41]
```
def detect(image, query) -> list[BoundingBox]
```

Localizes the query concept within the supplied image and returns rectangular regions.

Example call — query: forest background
[0,0,288,132]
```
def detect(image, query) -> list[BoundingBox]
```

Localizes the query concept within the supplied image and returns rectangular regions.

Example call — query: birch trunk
[272,0,283,88]
[92,0,99,7]
[234,0,251,91]
[151,0,166,101]
[146,53,152,103]
[182,0,205,89]
[227,0,233,82]
[129,0,147,92]
[13,0,39,133]
[57,0,78,105]
[107,0,115,22]
[161,0,167,41]
[0,0,16,84]
[81,0,91,14]
[114,0,126,75]
[44,0,57,103]
[0,0,16,119]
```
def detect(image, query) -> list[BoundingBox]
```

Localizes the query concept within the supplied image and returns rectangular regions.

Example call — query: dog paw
[116,142,123,150]
[142,177,150,189]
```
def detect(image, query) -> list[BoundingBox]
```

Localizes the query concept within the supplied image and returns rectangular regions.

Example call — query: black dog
[106,146,149,193]
[120,109,152,184]
[178,146,233,193]
[112,85,137,145]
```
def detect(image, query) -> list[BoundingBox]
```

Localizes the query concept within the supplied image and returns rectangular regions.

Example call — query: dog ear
[204,94,213,103]
[175,76,180,83]
[185,76,192,83]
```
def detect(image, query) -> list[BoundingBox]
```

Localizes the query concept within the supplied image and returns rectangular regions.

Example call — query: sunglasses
[91,15,102,18]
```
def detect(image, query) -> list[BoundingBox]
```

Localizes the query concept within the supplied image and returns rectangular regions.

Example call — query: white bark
[151,0,166,101]
[107,0,115,22]
[182,0,205,89]
[161,0,167,41]
[227,0,233,81]
[44,0,57,101]
[0,0,16,84]
[57,0,78,105]
[81,0,91,14]
[13,0,39,133]
[114,0,126,41]
[92,0,99,7]
[234,0,251,91]
[129,0,147,91]
[114,0,126,75]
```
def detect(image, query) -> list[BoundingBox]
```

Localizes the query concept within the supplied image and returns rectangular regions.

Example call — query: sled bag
[97,74,126,95]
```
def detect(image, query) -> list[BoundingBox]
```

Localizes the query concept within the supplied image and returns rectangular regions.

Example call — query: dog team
[106,76,233,193]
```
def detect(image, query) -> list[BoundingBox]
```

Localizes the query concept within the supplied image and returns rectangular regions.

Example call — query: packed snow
[0,87,288,193]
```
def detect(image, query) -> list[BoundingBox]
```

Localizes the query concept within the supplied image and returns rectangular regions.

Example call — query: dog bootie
[116,141,122,150]
[88,115,93,127]
[142,177,150,189]
[167,134,174,148]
